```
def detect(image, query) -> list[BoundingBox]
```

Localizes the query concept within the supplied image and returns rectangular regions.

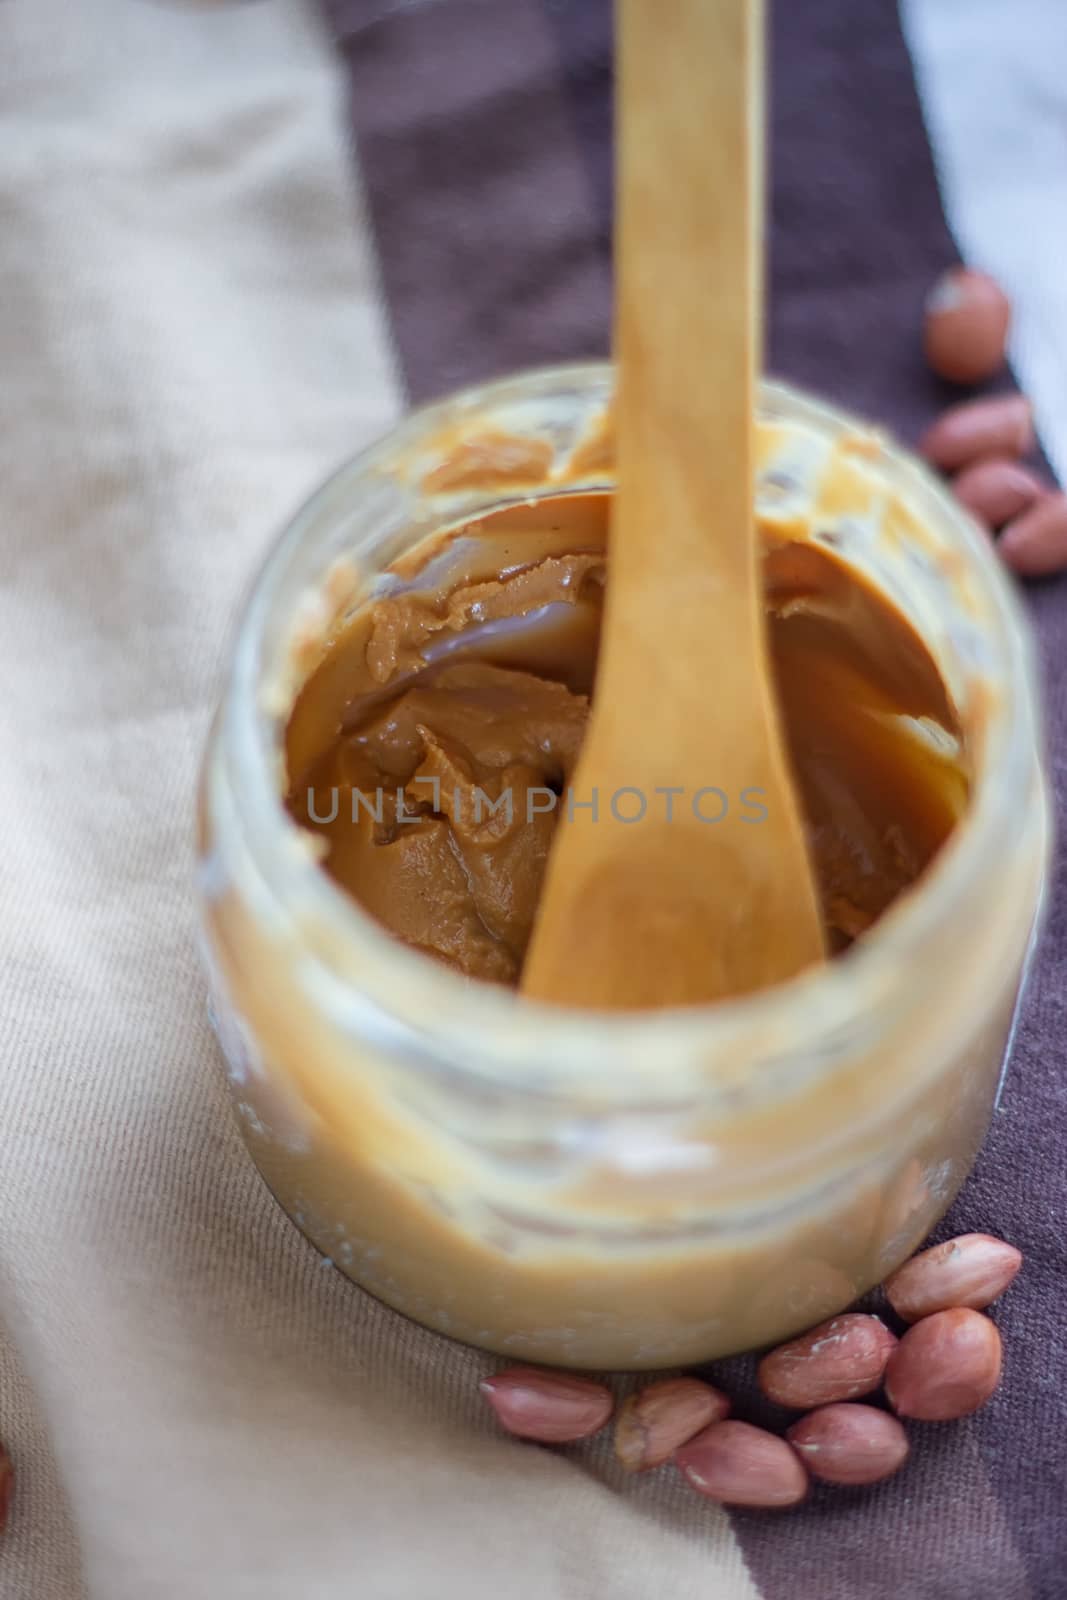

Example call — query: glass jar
[197,364,1050,1371]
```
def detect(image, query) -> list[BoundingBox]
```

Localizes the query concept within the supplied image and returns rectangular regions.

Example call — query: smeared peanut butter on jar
[285,491,967,988]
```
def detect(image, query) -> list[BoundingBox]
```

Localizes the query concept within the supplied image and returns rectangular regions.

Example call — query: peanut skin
[677,1421,809,1509]
[885,1309,1002,1421]
[884,1234,1022,1322]
[480,1367,613,1443]
[757,1314,897,1409]
[787,1404,909,1486]
[614,1378,730,1472]
[920,395,1033,472]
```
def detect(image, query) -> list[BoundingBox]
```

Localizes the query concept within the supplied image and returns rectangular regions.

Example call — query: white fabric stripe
[0,0,403,1592]
[901,0,1067,484]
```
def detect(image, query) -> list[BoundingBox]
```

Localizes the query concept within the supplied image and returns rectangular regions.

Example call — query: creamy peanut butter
[286,493,966,989]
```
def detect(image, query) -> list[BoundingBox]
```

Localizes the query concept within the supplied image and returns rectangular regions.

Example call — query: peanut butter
[286,493,966,988]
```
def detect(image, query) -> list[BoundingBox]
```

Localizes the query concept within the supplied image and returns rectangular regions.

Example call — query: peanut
[614,1378,730,1472]
[998,492,1067,578]
[787,1403,909,1486]
[924,268,1011,385]
[480,1367,613,1442]
[885,1308,1002,1421]
[757,1314,897,1409]
[884,1233,1022,1322]
[677,1420,809,1509]
[952,459,1045,531]
[920,394,1033,472]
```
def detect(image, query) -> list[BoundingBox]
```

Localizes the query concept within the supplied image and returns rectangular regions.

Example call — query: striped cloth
[0,1,1063,1596]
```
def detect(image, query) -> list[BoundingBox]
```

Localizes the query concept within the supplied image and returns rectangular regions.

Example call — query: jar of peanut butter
[197,364,1050,1370]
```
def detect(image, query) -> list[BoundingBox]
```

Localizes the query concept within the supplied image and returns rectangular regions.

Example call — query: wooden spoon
[521,0,825,1009]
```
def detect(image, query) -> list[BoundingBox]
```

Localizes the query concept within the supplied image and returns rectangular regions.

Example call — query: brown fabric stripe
[322,0,610,404]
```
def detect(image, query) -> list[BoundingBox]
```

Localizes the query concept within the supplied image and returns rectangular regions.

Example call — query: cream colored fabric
[0,3,759,1594]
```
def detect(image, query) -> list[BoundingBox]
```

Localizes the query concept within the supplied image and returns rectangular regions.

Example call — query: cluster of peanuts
[922,266,1066,577]
[481,1233,1021,1509]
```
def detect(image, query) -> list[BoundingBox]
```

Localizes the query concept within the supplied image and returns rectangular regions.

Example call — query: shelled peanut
[786,1405,909,1487]
[480,1231,1021,1511]
[924,268,1011,386]
[613,1378,730,1471]
[756,1314,897,1409]
[883,1232,1021,1321]
[479,1367,612,1443]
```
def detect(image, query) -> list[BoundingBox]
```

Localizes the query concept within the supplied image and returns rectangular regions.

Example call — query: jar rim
[218,362,1047,1102]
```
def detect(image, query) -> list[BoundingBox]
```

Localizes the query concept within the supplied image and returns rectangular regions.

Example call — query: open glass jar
[197,364,1049,1371]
